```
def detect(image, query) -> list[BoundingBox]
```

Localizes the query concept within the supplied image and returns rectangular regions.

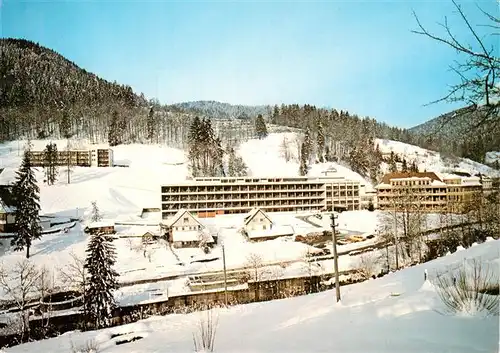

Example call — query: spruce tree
[188,117,202,177]
[108,110,121,147]
[84,232,119,329]
[254,114,268,139]
[12,146,42,258]
[316,120,325,163]
[401,159,408,172]
[299,129,312,176]
[43,142,58,185]
[146,107,155,143]
[90,201,103,223]
[228,148,248,177]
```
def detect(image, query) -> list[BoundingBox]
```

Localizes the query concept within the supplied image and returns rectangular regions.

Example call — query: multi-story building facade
[376,172,484,213]
[29,148,113,167]
[161,176,361,219]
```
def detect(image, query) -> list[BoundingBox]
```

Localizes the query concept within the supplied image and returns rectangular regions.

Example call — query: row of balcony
[162,193,330,202]
[162,185,329,193]
[162,200,325,211]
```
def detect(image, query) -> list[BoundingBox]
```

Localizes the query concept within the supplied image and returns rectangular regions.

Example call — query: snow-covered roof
[87,221,115,228]
[247,225,294,239]
[171,230,214,243]
[162,209,203,228]
[244,208,273,226]
[0,198,14,213]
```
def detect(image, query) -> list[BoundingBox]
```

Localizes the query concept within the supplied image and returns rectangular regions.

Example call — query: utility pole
[222,242,228,306]
[393,207,399,270]
[330,212,341,302]
[67,138,71,184]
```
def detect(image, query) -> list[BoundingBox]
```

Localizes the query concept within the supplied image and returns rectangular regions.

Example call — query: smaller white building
[243,208,294,242]
[162,209,213,248]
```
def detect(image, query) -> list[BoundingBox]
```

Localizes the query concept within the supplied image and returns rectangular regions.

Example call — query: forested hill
[0,38,152,142]
[171,101,272,119]
[409,105,500,163]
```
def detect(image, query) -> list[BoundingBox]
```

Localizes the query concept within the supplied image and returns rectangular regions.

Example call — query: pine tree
[108,110,121,147]
[188,117,202,177]
[84,232,119,329]
[90,201,102,223]
[12,145,42,258]
[410,160,419,173]
[43,142,58,185]
[317,120,325,162]
[254,114,268,139]
[146,107,155,143]
[389,151,398,173]
[401,159,408,172]
[59,111,72,139]
[299,129,312,176]
[213,137,225,177]
[271,105,280,124]
[227,148,248,177]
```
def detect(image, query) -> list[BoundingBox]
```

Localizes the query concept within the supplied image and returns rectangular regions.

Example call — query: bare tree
[58,252,88,327]
[412,0,499,129]
[431,258,499,316]
[355,252,382,280]
[245,253,265,301]
[192,308,219,353]
[280,136,292,162]
[302,248,323,293]
[268,261,288,299]
[0,259,40,341]
[37,265,55,330]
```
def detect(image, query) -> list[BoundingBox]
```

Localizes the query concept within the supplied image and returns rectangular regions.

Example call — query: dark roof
[0,185,16,208]
[381,172,441,184]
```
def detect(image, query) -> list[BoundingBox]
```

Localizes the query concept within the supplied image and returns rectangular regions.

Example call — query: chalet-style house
[161,209,214,248]
[242,208,294,242]
[84,221,115,235]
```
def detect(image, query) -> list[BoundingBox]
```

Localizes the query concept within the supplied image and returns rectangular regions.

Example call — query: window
[262,225,266,230]
[183,217,189,223]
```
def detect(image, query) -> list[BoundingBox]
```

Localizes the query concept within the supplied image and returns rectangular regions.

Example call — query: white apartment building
[160,176,361,219]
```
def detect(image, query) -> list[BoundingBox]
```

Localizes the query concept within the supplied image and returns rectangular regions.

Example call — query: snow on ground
[0,135,496,304]
[238,132,370,184]
[6,240,499,353]
[485,151,500,165]
[376,138,500,177]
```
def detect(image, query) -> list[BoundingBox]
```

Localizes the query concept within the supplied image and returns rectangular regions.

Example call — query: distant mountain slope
[171,100,272,119]
[409,105,500,162]
[0,38,202,146]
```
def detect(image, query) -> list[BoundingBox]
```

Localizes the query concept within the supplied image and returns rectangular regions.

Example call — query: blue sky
[1,0,498,128]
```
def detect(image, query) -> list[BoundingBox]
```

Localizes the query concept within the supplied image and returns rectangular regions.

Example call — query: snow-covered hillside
[0,134,372,217]
[6,239,499,353]
[239,132,368,183]
[485,151,500,165]
[376,139,500,177]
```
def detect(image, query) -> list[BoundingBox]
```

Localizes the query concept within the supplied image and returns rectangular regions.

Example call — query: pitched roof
[244,208,273,226]
[163,209,204,228]
[381,172,442,184]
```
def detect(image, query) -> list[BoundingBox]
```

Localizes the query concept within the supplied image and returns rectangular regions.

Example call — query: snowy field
[376,138,500,177]
[0,134,497,306]
[5,239,499,353]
